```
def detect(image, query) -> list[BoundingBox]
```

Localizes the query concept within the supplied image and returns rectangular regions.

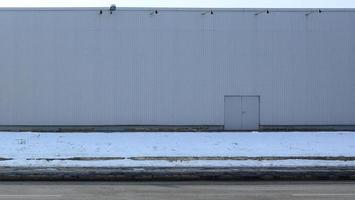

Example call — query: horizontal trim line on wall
[0,8,354,12]
[0,125,354,132]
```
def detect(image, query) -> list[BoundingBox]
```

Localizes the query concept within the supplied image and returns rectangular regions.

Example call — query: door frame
[224,95,260,131]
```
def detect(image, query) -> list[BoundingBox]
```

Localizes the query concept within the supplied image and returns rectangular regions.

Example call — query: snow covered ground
[1,131,355,167]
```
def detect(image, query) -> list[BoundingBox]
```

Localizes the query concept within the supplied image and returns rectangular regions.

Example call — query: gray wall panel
[0,9,354,126]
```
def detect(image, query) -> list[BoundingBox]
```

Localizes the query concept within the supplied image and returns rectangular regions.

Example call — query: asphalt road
[0,181,354,200]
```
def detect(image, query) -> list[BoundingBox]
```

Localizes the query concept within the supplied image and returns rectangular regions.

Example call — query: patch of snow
[0,131,354,167]
[1,159,355,168]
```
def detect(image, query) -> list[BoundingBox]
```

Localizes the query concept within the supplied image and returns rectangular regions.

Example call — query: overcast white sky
[0,0,354,8]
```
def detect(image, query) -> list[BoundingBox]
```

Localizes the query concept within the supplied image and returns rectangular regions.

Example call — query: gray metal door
[224,96,259,130]
[224,96,242,130]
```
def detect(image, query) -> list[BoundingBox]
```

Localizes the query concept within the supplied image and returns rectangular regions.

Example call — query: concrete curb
[1,167,355,181]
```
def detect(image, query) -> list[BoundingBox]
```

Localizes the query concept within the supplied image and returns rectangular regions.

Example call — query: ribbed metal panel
[0,9,354,126]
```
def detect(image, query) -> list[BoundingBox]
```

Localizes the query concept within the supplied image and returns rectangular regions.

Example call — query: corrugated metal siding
[0,9,354,125]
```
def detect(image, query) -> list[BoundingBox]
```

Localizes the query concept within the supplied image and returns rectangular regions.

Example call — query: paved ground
[0,182,354,200]
[3,167,355,181]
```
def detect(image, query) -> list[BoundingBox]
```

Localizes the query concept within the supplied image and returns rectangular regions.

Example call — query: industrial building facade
[0,8,354,131]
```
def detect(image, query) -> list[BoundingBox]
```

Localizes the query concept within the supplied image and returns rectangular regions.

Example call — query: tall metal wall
[0,8,354,126]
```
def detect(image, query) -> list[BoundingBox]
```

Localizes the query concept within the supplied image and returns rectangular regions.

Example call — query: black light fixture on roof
[201,10,214,15]
[254,9,270,16]
[305,9,322,16]
[150,10,159,15]
[110,4,117,14]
